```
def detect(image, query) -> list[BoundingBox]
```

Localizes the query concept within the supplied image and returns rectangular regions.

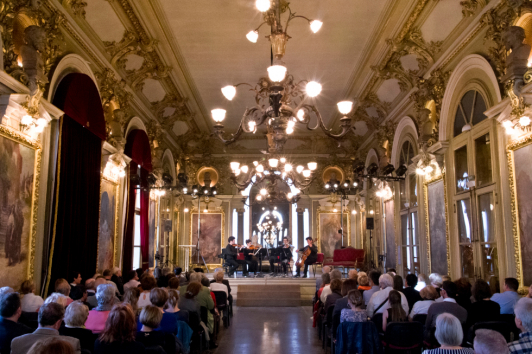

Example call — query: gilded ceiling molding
[460,0,487,17]
[95,68,132,127]
[61,0,87,19]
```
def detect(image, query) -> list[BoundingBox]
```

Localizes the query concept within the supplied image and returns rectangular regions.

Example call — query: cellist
[294,237,318,278]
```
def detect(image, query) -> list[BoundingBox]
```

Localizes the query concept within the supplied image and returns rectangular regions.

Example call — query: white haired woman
[85,283,115,333]
[423,313,474,353]
[59,301,96,353]
[209,271,229,303]
[44,293,69,308]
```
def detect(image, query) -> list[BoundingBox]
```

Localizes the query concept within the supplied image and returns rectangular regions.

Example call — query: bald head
[94,277,107,290]
[322,266,331,274]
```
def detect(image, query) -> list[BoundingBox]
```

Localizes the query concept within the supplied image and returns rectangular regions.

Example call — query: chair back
[472,321,513,343]
[336,321,383,354]
[200,306,208,324]
[326,305,335,325]
[371,313,384,333]
[188,311,201,332]
[316,253,324,263]
[384,321,424,351]
[212,291,228,309]
[19,311,38,330]
[412,314,427,325]
[500,314,521,338]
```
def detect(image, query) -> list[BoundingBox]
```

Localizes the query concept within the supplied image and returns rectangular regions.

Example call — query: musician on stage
[243,239,259,276]
[278,237,293,276]
[295,237,318,278]
[226,236,248,277]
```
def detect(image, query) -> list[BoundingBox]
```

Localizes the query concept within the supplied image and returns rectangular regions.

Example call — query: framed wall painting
[97,177,119,272]
[316,210,350,258]
[189,211,224,268]
[424,176,450,275]
[0,125,41,288]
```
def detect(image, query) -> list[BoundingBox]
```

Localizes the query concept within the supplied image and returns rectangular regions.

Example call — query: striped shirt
[509,332,532,354]
[423,348,475,354]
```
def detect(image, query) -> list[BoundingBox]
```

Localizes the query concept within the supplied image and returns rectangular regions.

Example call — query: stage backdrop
[190,212,223,266]
[317,212,349,258]
[97,177,118,272]
[427,179,449,275]
[0,126,40,289]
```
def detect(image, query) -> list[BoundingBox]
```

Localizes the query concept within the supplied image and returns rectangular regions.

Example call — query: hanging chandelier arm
[212,108,254,145]
[254,21,269,33]
[302,105,353,139]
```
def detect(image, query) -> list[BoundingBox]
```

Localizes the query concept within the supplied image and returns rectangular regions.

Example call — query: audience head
[70,284,86,301]
[135,268,144,279]
[94,277,107,290]
[27,337,75,354]
[429,273,443,288]
[0,292,22,320]
[321,273,331,287]
[112,267,122,277]
[64,301,89,327]
[405,274,418,288]
[348,269,358,280]
[44,293,68,308]
[54,279,71,296]
[347,289,364,308]
[70,271,81,285]
[330,269,342,281]
[139,305,162,330]
[417,273,428,285]
[341,279,358,297]
[200,277,210,288]
[102,269,112,280]
[441,280,458,299]
[322,266,331,275]
[165,290,179,310]
[185,282,202,299]
[140,275,156,292]
[388,268,396,275]
[420,285,439,300]
[504,277,519,292]
[168,277,180,290]
[214,271,225,283]
[124,270,138,283]
[393,275,403,291]
[357,271,367,280]
[455,277,472,299]
[473,329,509,354]
[96,283,115,309]
[150,288,168,308]
[388,289,402,307]
[358,275,369,287]
[442,275,452,282]
[174,267,183,276]
[369,270,381,287]
[189,272,203,284]
[20,280,35,295]
[330,279,342,293]
[85,278,95,291]
[153,267,162,280]
[388,290,406,321]
[379,274,393,290]
[99,303,136,343]
[0,287,14,296]
[514,297,532,332]
[434,313,464,347]
[38,302,65,329]
[472,279,491,302]
[122,287,140,314]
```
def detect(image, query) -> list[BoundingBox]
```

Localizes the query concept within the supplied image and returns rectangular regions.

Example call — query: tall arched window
[451,89,498,282]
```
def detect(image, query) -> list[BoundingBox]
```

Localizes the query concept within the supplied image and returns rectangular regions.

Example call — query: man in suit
[0,292,31,354]
[69,271,83,301]
[11,302,81,354]
[425,281,467,339]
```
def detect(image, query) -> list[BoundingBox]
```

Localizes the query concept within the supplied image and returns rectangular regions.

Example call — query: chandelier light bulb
[234,169,241,176]
[307,162,317,171]
[286,127,294,134]
[293,188,301,194]
[284,163,293,172]
[287,192,293,199]
[184,208,189,213]
[221,85,236,100]
[309,20,323,33]
[416,167,425,175]
[352,210,357,215]
[230,162,240,171]
[118,170,125,178]
[34,125,44,133]
[256,164,264,172]
[21,115,33,126]
[280,157,286,163]
[211,108,226,122]
[520,116,531,127]
[333,208,337,213]
[256,195,263,201]
[353,182,358,187]
[264,170,270,175]
[260,188,268,195]
[502,120,513,129]
[267,65,287,82]
[287,120,296,129]
[241,190,249,197]
[241,165,249,173]
[255,0,271,12]
[302,169,311,178]
[425,165,434,174]
[246,30,259,43]
[296,165,305,173]
[306,81,322,97]
[248,121,256,132]
[268,158,279,168]
[337,101,353,115]
[370,210,374,215]
[297,109,305,121]
[253,161,259,166]
[325,183,330,189]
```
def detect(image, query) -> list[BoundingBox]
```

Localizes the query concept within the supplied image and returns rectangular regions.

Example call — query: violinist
[278,237,293,276]
[295,237,318,278]
[243,240,259,276]
[226,236,248,276]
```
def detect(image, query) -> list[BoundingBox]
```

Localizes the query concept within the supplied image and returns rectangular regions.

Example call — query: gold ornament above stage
[196,166,219,187]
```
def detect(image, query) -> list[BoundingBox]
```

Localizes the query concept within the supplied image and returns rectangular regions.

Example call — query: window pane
[454,107,466,137]
[472,92,487,126]
[478,193,495,243]
[134,214,141,246]
[411,212,418,246]
[133,247,141,269]
[400,179,407,209]
[401,214,408,245]
[455,145,469,193]
[402,247,411,275]
[457,199,472,244]
[461,91,476,123]
[412,246,419,275]
[475,133,492,187]
[135,192,140,209]
[409,174,417,206]
[460,244,475,278]
[480,244,499,282]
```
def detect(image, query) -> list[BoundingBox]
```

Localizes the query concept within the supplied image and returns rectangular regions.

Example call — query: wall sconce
[184,208,189,213]
[20,115,47,133]
[502,116,531,135]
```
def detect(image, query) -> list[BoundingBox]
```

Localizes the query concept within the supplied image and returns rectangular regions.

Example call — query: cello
[295,246,311,268]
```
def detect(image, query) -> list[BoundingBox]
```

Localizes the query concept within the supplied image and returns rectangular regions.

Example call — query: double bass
[295,247,311,268]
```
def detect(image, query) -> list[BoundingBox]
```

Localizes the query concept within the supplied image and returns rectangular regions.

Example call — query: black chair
[501,314,521,340]
[212,291,230,327]
[322,305,335,351]
[412,314,427,325]
[335,321,383,354]
[188,311,205,354]
[371,313,384,334]
[467,321,513,345]
[383,322,424,354]
[19,311,38,330]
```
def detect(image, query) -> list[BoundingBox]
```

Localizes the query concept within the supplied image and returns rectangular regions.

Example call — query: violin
[247,245,262,250]
[295,247,311,268]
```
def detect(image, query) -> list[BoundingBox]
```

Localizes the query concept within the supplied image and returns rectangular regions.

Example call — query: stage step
[237,284,301,307]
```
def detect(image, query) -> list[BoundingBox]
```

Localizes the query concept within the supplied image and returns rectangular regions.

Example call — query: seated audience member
[123,287,141,316]
[367,274,409,317]
[44,293,69,308]
[0,288,13,297]
[110,268,124,295]
[348,269,358,281]
[178,282,201,320]
[20,280,44,313]
[317,273,331,301]
[11,302,81,354]
[186,273,214,313]
[85,284,115,334]
[491,277,520,315]
[409,285,438,320]
[388,268,397,276]
[423,313,475,354]
[102,270,112,283]
[363,270,381,306]
[174,267,187,287]
[474,329,510,354]
[340,290,367,323]
[316,266,331,291]
[466,279,500,330]
[415,273,428,292]
[85,279,96,309]
[60,301,96,353]
[0,292,32,354]
[137,275,157,309]
[135,269,144,281]
[382,290,407,332]
[321,269,342,303]
[156,268,172,288]
[323,279,343,315]
[430,273,444,300]
[403,273,422,313]
[508,298,532,354]
[69,272,83,301]
[168,277,180,292]
[94,303,145,354]
[455,277,473,311]
[425,281,468,330]
[393,275,404,292]
[357,274,371,291]
[55,279,73,306]
[210,271,229,300]
[332,279,359,323]
[27,337,76,354]
[136,305,176,354]
[123,271,140,291]
[163,290,188,328]
[150,288,186,334]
